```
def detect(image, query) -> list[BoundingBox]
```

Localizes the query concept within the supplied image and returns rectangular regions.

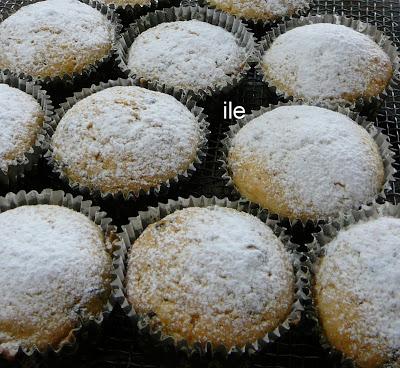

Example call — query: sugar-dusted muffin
[0,205,112,356]
[0,0,116,79]
[315,216,400,368]
[126,206,295,350]
[51,86,203,196]
[261,23,393,107]
[208,0,310,23]
[126,20,247,93]
[227,105,385,221]
[0,84,44,175]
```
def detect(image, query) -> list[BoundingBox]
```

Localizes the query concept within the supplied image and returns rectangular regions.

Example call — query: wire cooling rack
[0,0,399,367]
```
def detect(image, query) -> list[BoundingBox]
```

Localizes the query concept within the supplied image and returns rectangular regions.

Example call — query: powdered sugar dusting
[316,216,400,363]
[229,105,384,219]
[0,84,44,173]
[0,0,115,78]
[262,23,393,105]
[208,0,309,21]
[127,20,247,92]
[0,205,111,353]
[126,206,294,348]
[51,86,201,194]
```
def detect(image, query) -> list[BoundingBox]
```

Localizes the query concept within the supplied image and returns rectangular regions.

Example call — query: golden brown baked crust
[0,205,112,355]
[126,207,295,350]
[261,23,394,107]
[315,217,400,368]
[0,0,115,79]
[227,106,385,221]
[0,84,45,174]
[208,0,309,22]
[51,86,202,196]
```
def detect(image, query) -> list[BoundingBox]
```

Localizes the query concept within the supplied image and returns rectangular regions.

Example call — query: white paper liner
[0,188,117,361]
[115,5,257,100]
[45,77,210,200]
[0,72,54,188]
[219,101,396,226]
[256,14,400,111]
[0,0,122,86]
[104,0,157,12]
[306,201,400,368]
[111,196,312,357]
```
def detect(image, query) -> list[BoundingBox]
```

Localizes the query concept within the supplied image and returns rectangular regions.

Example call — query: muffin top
[0,205,111,354]
[0,84,44,173]
[228,105,384,220]
[262,23,393,106]
[127,20,247,92]
[0,0,115,78]
[208,0,309,22]
[126,206,294,349]
[315,216,400,367]
[51,86,202,195]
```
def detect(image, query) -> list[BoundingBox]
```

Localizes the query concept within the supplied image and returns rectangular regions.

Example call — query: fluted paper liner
[306,201,400,368]
[0,72,54,188]
[219,101,396,226]
[111,196,312,357]
[115,5,256,100]
[256,14,400,111]
[105,0,157,12]
[0,189,117,361]
[45,77,209,200]
[0,0,122,87]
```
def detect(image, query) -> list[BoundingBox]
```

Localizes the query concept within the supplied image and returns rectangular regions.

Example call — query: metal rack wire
[0,0,399,366]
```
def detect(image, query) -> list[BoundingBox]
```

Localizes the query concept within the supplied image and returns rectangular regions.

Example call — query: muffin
[315,216,400,368]
[207,0,310,23]
[0,0,117,80]
[125,206,295,350]
[124,18,249,94]
[0,84,45,179]
[50,85,205,197]
[261,22,393,107]
[227,105,385,221]
[0,204,112,357]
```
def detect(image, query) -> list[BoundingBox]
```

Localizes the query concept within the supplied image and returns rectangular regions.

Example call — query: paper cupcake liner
[45,77,210,200]
[105,0,158,28]
[0,0,122,87]
[196,0,313,28]
[111,196,312,357]
[115,5,257,101]
[306,201,400,368]
[219,101,396,227]
[0,72,54,188]
[256,14,400,111]
[105,0,157,13]
[0,188,117,362]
